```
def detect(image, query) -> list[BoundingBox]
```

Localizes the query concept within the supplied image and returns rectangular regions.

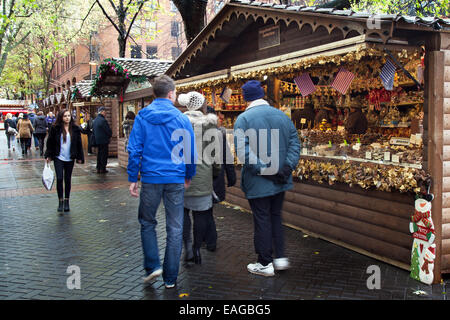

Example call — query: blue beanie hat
[241,80,265,102]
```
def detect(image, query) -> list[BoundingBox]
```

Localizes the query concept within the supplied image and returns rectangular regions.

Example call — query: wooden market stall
[89,58,172,168]
[166,0,450,283]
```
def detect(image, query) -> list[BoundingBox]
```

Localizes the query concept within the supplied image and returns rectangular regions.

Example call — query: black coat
[34,115,48,134]
[44,124,84,163]
[213,127,236,202]
[92,114,112,145]
[4,119,17,134]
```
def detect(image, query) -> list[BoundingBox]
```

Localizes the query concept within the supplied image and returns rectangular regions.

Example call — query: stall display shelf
[300,153,422,169]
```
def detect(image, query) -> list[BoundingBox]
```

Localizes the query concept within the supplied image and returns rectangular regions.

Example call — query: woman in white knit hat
[179,91,221,264]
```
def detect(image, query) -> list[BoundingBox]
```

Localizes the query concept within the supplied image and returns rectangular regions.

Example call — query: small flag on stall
[294,73,316,96]
[380,59,396,90]
[331,68,354,95]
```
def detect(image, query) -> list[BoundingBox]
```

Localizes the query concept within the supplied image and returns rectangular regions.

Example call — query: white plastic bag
[42,162,55,191]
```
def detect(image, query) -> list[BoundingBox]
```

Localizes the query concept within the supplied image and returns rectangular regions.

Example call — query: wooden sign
[258,25,280,50]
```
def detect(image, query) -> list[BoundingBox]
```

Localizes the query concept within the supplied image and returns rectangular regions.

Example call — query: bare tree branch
[96,0,124,37]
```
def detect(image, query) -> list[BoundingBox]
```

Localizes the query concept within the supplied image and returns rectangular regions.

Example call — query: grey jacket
[183,110,220,197]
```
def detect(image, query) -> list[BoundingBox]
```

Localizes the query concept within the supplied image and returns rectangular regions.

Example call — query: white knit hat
[178,91,205,111]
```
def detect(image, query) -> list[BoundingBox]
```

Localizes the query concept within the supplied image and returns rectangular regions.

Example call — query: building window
[146,20,157,34]
[146,46,157,59]
[171,46,181,60]
[171,21,179,37]
[131,45,142,59]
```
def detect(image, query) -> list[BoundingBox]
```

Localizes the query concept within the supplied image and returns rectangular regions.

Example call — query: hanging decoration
[380,59,397,91]
[331,68,355,95]
[294,72,316,97]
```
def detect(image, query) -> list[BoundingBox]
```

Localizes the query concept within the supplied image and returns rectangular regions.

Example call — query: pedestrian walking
[127,75,197,289]
[3,113,17,151]
[17,113,34,156]
[46,112,56,128]
[205,106,236,252]
[33,111,48,157]
[234,80,300,277]
[122,111,135,152]
[44,109,84,213]
[178,92,221,264]
[92,106,112,174]
[28,111,39,150]
[80,112,94,155]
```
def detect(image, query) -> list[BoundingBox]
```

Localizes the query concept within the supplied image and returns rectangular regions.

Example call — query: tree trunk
[173,0,208,44]
[118,36,126,58]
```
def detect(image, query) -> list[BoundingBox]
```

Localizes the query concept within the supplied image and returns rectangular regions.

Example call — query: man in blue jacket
[127,75,196,289]
[234,80,300,277]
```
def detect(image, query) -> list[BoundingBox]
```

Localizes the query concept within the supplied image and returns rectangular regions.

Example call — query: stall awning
[0,109,28,113]
[175,69,230,89]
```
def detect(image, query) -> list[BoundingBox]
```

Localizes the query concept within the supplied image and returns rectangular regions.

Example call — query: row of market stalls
[37,58,172,157]
[34,0,450,284]
[164,0,450,284]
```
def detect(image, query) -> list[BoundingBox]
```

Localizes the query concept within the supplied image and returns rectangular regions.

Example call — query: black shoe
[193,248,201,265]
[64,199,70,212]
[57,200,64,212]
[206,245,216,252]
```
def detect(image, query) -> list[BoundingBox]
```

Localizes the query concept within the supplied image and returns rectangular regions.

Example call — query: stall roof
[90,58,173,96]
[71,80,94,99]
[0,99,30,107]
[166,0,449,80]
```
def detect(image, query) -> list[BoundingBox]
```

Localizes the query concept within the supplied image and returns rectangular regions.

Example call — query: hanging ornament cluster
[294,158,429,193]
[90,58,147,97]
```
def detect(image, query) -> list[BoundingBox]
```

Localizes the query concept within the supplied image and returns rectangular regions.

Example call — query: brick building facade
[50,0,232,94]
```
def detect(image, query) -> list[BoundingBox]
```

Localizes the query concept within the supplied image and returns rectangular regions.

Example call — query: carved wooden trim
[167,3,394,78]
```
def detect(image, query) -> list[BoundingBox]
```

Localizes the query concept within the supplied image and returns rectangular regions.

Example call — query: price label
[301,148,308,155]
[410,134,416,144]
[337,126,345,132]
[384,152,391,162]
[392,155,400,163]
[300,118,307,124]
[365,152,372,160]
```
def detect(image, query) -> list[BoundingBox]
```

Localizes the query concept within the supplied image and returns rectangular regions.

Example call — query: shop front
[167,1,450,283]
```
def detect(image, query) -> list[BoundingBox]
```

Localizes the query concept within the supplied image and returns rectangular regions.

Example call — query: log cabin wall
[441,34,450,273]
[118,138,128,168]
[226,170,414,270]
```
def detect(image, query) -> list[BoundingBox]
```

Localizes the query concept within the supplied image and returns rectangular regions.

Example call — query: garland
[90,58,148,97]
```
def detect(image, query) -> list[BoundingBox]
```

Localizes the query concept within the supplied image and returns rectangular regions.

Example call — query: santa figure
[410,198,435,285]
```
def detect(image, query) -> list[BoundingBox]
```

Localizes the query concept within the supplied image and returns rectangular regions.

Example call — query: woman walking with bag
[45,109,84,213]
[4,113,17,151]
[17,113,33,156]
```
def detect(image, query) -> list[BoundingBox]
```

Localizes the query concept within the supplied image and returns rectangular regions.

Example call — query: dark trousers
[20,138,31,154]
[183,207,216,251]
[96,143,108,171]
[54,158,74,199]
[248,192,286,266]
[34,133,46,156]
[87,133,93,154]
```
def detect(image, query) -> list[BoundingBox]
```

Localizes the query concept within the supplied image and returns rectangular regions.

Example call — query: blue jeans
[138,183,185,285]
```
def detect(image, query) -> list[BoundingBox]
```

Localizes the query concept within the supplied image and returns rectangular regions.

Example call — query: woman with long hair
[4,113,17,151]
[45,109,84,213]
[17,113,33,156]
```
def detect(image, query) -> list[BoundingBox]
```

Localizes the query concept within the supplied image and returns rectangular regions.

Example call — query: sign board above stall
[258,25,280,50]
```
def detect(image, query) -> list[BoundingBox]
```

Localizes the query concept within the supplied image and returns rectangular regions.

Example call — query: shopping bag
[42,162,55,191]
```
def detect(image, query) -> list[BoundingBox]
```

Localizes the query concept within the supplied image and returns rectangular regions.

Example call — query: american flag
[331,68,355,95]
[294,73,316,97]
[380,59,396,91]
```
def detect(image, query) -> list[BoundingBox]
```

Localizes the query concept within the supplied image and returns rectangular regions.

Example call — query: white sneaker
[165,283,176,289]
[273,258,291,271]
[247,262,275,277]
[143,268,162,283]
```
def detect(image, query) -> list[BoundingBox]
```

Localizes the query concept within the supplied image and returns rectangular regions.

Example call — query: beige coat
[17,119,34,138]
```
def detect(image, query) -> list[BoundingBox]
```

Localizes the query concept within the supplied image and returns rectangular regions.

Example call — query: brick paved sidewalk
[0,132,448,300]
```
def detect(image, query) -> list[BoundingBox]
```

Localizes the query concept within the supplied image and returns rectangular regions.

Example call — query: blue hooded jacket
[127,98,197,184]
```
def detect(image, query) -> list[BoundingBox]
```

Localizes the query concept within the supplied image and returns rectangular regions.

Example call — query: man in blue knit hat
[234,80,300,277]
